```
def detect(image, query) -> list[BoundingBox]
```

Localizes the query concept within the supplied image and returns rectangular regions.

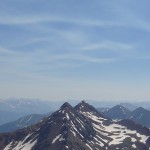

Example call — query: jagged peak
[75,101,98,112]
[75,101,109,120]
[81,100,87,103]
[49,102,74,121]
[79,100,87,105]
[60,102,73,110]
[75,100,89,109]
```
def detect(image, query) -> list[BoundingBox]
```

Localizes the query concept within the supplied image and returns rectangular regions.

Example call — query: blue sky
[0,0,150,101]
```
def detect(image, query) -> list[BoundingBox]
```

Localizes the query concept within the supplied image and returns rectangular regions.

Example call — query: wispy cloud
[81,41,135,52]
[0,47,14,55]
[42,53,117,65]
[0,14,138,29]
[0,15,63,25]
[1,10,150,33]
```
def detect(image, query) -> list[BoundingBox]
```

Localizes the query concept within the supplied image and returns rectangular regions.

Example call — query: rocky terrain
[0,101,150,150]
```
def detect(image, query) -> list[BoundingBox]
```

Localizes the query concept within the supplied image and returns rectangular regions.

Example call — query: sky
[0,0,150,101]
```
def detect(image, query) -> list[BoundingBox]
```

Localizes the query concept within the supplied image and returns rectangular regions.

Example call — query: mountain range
[103,105,150,128]
[127,107,150,128]
[104,105,131,120]
[0,114,46,133]
[1,102,150,134]
[0,99,63,125]
[0,101,150,150]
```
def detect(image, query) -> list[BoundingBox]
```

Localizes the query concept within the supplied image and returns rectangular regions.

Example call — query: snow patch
[52,134,61,144]
[4,133,37,150]
[86,143,93,150]
[66,113,70,120]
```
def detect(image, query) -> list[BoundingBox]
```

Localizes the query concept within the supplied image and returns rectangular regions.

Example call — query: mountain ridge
[1,101,150,150]
[103,105,150,128]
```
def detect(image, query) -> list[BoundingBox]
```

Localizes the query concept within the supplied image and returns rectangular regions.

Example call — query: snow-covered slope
[0,101,150,150]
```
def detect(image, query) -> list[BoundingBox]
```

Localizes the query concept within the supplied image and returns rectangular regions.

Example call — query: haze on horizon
[0,0,150,102]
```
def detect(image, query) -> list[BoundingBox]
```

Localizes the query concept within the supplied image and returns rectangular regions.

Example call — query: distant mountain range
[0,114,46,133]
[0,110,26,126]
[104,105,131,120]
[0,99,60,114]
[96,107,110,113]
[120,103,138,111]
[102,105,150,128]
[0,101,150,150]
[0,99,63,125]
[0,98,117,125]
[0,99,150,134]
[127,107,150,128]
[0,99,125,125]
[0,98,150,133]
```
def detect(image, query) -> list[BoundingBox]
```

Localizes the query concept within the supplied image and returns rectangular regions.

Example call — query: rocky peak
[75,100,89,109]
[74,100,106,119]
[60,102,73,110]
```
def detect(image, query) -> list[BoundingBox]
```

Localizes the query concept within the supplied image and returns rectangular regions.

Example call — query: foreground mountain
[0,114,47,133]
[0,101,150,150]
[104,105,131,120]
[127,107,150,128]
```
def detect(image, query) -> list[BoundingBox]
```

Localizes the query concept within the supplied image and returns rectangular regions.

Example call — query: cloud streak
[81,41,135,52]
[1,9,150,34]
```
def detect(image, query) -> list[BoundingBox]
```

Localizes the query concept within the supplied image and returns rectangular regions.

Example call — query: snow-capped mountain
[0,101,150,150]
[0,114,47,133]
[104,105,131,120]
